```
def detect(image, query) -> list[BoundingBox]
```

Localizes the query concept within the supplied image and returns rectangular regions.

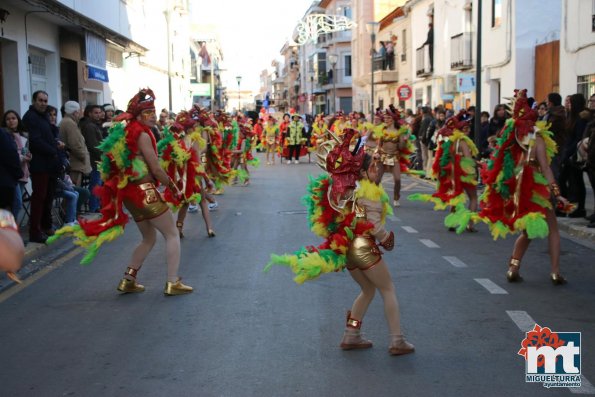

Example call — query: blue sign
[457,73,475,92]
[88,65,109,83]
[263,99,269,109]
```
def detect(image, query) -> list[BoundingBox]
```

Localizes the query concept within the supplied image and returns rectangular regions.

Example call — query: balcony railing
[416,44,432,77]
[450,32,473,70]
[372,54,396,71]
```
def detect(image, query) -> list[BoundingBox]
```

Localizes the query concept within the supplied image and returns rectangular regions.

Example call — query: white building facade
[559,0,595,99]
[0,0,192,118]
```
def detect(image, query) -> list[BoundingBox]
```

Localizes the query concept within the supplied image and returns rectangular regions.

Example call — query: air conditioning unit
[444,75,457,93]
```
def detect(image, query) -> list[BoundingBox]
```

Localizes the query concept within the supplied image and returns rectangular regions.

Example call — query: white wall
[482,0,561,112]
[0,7,61,115]
[559,0,595,96]
[55,0,132,39]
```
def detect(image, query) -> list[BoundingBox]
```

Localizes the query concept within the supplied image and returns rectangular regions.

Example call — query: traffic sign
[397,85,412,101]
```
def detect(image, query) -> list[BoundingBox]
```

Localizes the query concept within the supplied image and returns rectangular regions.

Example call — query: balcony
[416,44,432,77]
[451,32,473,70]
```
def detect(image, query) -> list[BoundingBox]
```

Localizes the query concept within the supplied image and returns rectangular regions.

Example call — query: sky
[192,0,315,93]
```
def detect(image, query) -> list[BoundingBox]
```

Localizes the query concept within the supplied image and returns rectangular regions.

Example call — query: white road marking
[419,239,440,248]
[442,256,468,268]
[402,226,418,233]
[474,278,508,294]
[570,376,595,394]
[506,310,537,333]
[506,311,595,395]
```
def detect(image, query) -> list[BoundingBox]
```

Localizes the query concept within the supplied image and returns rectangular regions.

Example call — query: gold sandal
[506,258,523,282]
[550,273,567,285]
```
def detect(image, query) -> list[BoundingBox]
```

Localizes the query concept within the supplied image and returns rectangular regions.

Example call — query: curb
[0,237,79,294]
[557,218,595,243]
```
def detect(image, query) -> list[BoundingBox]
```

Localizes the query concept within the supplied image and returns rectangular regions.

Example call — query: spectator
[426,109,446,179]
[466,106,476,141]
[478,111,491,158]
[47,106,69,172]
[0,127,23,212]
[385,40,395,70]
[101,104,115,137]
[2,110,31,219]
[157,109,169,132]
[55,173,79,227]
[418,106,434,177]
[544,93,567,182]
[560,93,589,218]
[378,41,387,70]
[537,102,548,120]
[582,94,595,226]
[410,107,423,170]
[22,91,63,243]
[423,23,434,71]
[80,104,104,212]
[59,101,92,187]
[488,104,508,137]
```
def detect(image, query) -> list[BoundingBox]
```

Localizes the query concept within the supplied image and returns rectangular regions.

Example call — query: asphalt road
[1,154,594,397]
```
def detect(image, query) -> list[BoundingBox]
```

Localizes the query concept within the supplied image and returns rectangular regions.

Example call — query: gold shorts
[123,182,169,222]
[381,153,397,167]
[346,236,382,271]
[266,137,276,145]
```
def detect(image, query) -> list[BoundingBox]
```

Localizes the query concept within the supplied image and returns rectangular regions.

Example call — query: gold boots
[388,334,415,356]
[164,278,193,296]
[506,258,523,282]
[339,311,373,350]
[117,267,145,293]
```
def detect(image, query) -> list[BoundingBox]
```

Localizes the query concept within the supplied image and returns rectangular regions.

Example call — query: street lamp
[236,75,242,113]
[366,21,380,115]
[310,74,314,115]
[328,53,338,114]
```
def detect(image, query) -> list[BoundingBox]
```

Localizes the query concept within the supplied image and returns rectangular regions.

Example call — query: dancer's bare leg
[392,166,401,203]
[360,261,402,335]
[199,197,215,236]
[147,211,181,282]
[126,220,157,278]
[376,164,386,185]
[348,268,377,321]
[545,209,561,275]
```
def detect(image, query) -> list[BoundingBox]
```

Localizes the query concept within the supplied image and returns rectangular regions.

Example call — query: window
[492,0,502,28]
[344,55,352,77]
[30,52,46,76]
[401,29,407,62]
[592,0,595,32]
[342,6,352,19]
[577,74,595,99]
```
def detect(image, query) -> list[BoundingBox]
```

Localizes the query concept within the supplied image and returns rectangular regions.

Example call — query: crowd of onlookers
[0,90,121,243]
[0,94,189,245]
[409,91,595,227]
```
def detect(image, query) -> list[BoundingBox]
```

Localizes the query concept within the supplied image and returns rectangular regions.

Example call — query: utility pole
[474,0,482,148]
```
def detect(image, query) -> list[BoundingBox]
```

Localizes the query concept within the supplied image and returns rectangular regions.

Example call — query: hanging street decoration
[291,14,356,46]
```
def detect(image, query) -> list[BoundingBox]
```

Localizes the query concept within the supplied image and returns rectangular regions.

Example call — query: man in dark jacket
[80,104,105,212]
[22,90,63,243]
[0,128,24,211]
[544,92,567,182]
[418,106,434,177]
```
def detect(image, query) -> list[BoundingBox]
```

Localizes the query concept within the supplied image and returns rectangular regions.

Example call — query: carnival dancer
[409,111,479,233]
[196,108,233,195]
[264,116,279,165]
[475,90,571,284]
[232,120,257,185]
[279,113,291,161]
[158,110,207,239]
[214,111,237,193]
[329,110,347,135]
[48,88,192,295]
[376,111,416,206]
[266,128,414,356]
[309,114,328,152]
[363,111,385,156]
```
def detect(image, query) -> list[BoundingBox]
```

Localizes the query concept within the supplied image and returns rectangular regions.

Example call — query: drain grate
[278,210,308,215]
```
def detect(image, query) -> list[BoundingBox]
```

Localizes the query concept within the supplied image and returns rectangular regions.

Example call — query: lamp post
[236,75,242,113]
[366,22,380,115]
[310,74,314,115]
[328,53,338,114]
